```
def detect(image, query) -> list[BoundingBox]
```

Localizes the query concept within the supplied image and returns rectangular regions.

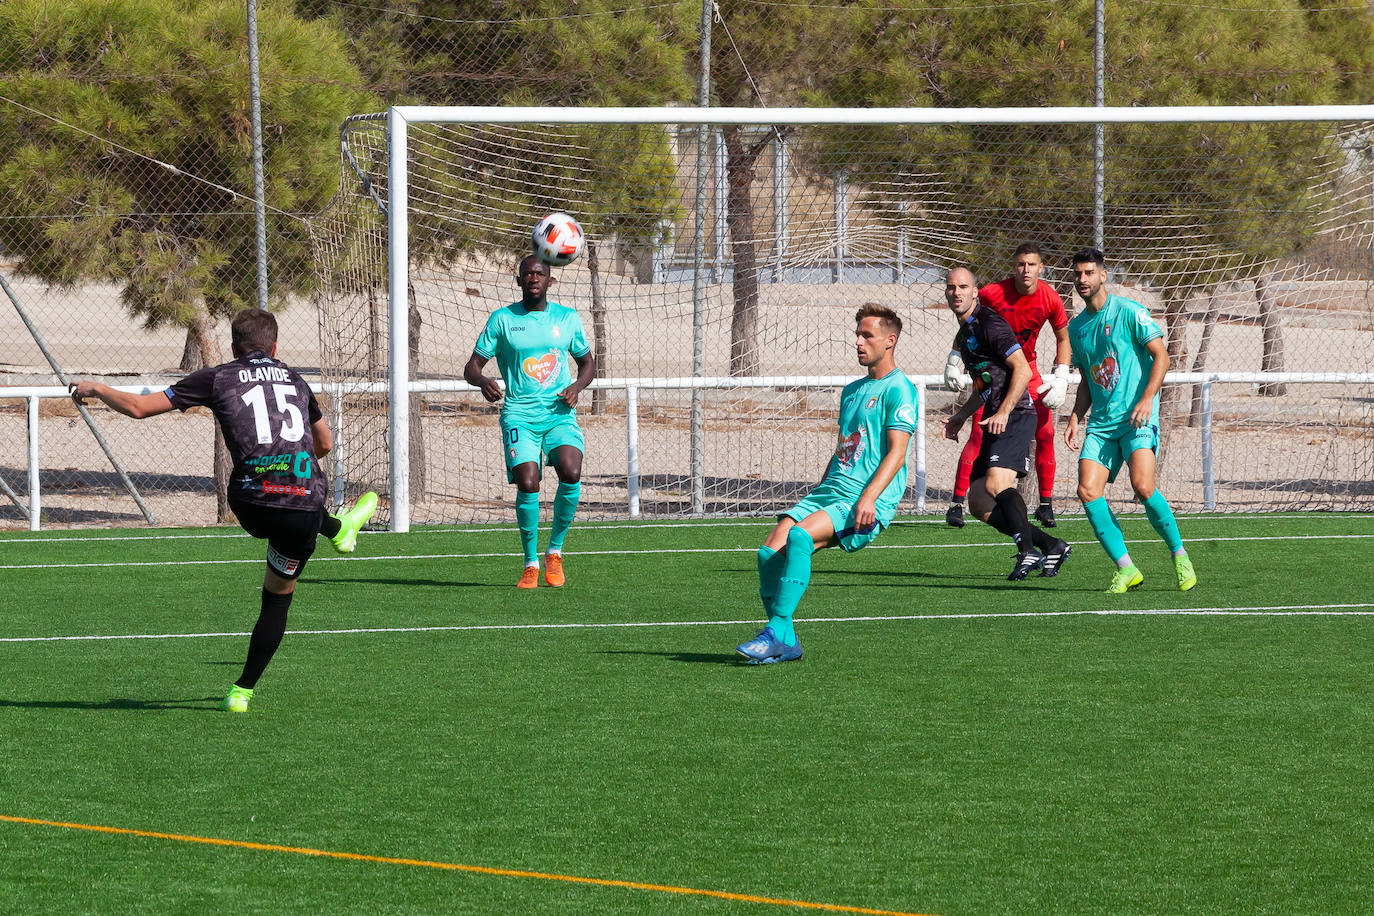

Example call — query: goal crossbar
[387,104,1374,127]
[330,105,1374,530]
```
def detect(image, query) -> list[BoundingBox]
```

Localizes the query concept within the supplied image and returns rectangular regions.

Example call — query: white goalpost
[310,105,1374,532]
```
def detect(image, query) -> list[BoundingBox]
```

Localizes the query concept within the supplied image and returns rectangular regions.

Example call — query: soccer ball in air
[531,212,586,267]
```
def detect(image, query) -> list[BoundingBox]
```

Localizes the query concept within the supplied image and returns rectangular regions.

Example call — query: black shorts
[970,409,1036,481]
[231,499,324,580]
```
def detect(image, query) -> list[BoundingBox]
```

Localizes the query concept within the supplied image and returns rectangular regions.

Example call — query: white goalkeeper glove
[1037,364,1071,410]
[942,349,967,392]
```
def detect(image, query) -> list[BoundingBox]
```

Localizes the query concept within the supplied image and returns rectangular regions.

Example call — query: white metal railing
[6,371,1372,531]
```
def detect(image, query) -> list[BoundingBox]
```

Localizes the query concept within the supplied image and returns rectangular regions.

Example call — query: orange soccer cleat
[544,553,565,588]
[517,566,539,589]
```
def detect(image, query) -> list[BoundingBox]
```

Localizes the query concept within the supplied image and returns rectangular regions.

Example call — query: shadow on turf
[298,576,490,588]
[598,650,745,666]
[813,568,1090,589]
[0,696,222,712]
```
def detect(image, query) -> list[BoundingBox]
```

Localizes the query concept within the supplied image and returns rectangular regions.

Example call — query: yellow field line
[1,814,935,915]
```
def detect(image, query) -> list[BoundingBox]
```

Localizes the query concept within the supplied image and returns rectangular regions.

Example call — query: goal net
[308,107,1374,529]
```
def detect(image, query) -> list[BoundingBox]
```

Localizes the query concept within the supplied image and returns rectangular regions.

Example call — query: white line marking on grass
[3,532,1373,572]
[3,511,1368,544]
[4,604,1371,644]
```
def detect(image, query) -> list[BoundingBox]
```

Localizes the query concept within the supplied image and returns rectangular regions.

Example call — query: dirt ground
[3,274,1372,529]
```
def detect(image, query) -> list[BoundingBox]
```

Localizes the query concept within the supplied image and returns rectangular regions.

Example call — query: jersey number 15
[241,384,305,445]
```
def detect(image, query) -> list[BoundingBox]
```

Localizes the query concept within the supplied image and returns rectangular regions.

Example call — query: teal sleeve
[474,314,500,359]
[568,313,590,358]
[885,382,918,434]
[1132,304,1163,346]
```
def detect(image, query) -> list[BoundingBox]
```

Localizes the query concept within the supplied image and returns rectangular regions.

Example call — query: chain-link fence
[2,1,1373,528]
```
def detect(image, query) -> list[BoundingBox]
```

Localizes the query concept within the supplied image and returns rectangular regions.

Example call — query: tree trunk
[180,313,233,523]
[1157,290,1191,465]
[408,282,427,503]
[1187,290,1221,427]
[1255,271,1288,396]
[587,241,609,415]
[723,127,767,377]
[1160,291,1190,425]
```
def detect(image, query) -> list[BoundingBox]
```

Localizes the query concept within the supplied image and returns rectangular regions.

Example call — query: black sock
[993,489,1040,553]
[984,503,1017,538]
[235,590,293,689]
[319,507,341,540]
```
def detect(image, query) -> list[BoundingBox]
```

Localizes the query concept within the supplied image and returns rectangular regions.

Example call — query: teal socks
[515,481,580,562]
[769,526,814,647]
[515,490,540,564]
[548,481,580,554]
[1141,489,1184,553]
[1083,496,1129,565]
[757,545,783,615]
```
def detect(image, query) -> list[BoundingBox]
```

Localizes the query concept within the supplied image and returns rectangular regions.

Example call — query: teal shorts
[501,413,584,482]
[783,481,890,553]
[1081,423,1158,483]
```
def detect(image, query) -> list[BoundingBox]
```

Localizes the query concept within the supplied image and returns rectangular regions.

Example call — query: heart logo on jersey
[522,353,559,385]
[1091,354,1120,391]
[835,430,864,468]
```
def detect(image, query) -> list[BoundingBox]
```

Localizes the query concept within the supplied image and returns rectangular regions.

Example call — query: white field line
[1,511,1368,545]
[3,604,1373,645]
[1,532,1373,571]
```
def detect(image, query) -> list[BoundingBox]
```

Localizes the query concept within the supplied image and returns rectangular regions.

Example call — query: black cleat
[1039,539,1072,577]
[1034,502,1057,528]
[1008,549,1046,581]
[945,503,965,528]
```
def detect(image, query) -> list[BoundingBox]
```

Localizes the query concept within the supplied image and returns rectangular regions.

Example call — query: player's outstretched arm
[69,381,174,419]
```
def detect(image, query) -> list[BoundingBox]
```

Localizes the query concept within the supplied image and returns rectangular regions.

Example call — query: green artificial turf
[1,512,1371,914]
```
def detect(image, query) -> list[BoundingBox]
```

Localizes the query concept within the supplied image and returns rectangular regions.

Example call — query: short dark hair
[231,308,278,356]
[856,303,902,338]
[1012,242,1043,259]
[1071,247,1105,267]
[518,254,550,276]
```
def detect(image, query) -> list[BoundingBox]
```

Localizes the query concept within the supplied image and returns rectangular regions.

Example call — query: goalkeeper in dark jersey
[70,308,377,713]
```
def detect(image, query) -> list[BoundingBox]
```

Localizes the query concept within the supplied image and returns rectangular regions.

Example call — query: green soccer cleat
[330,491,378,554]
[1106,565,1144,594]
[223,685,253,713]
[1174,552,1197,592]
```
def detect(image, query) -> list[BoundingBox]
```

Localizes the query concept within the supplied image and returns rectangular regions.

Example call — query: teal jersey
[474,301,591,425]
[1067,293,1164,433]
[824,368,918,516]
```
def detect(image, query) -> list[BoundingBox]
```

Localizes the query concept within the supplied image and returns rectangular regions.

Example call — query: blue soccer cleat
[735,627,803,665]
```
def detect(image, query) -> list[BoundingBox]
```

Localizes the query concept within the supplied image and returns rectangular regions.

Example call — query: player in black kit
[70,309,377,713]
[942,268,1072,581]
